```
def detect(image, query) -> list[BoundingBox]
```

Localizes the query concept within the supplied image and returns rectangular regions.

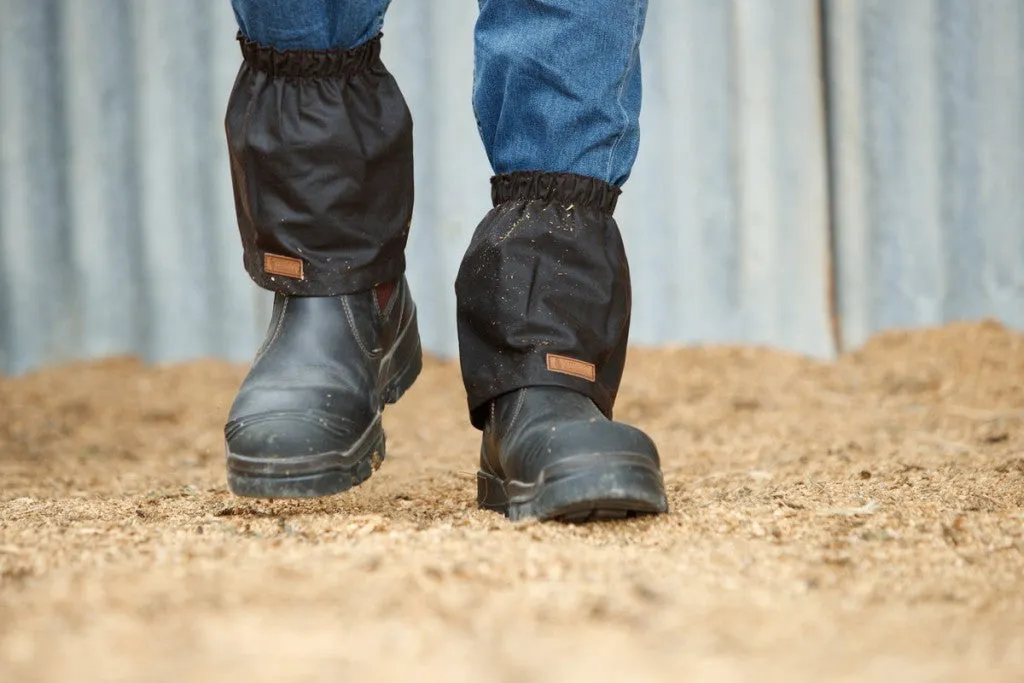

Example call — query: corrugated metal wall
[826,0,1024,349]
[0,0,1020,375]
[0,0,256,374]
[623,0,832,356]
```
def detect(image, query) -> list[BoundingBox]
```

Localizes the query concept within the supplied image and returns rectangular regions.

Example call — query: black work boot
[478,387,668,522]
[225,279,421,498]
[457,171,669,522]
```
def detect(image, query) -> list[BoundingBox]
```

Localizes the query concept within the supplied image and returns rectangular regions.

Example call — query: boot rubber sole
[225,309,422,499]
[477,453,669,522]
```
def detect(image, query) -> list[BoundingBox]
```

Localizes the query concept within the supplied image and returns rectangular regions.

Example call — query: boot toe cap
[550,419,660,462]
[225,410,374,459]
[505,419,661,485]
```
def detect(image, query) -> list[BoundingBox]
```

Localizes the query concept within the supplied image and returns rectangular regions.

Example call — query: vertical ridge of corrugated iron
[1,0,268,375]
[1,0,73,374]
[9,0,1020,375]
[827,0,1024,350]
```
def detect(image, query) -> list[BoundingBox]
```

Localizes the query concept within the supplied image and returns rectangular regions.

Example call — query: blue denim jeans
[231,0,646,186]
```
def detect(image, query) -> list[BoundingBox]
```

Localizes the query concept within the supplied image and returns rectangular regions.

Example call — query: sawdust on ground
[1,320,1023,682]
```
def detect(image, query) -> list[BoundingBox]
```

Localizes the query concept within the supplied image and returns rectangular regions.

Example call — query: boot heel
[383,307,423,405]
[477,469,509,515]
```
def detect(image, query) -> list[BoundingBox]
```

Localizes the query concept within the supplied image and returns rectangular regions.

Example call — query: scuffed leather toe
[225,410,371,460]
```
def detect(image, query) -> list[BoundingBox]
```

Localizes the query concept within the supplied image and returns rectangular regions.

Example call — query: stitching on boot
[253,297,289,365]
[341,295,381,359]
[372,287,384,319]
[382,280,400,319]
[372,281,400,320]
[506,389,527,435]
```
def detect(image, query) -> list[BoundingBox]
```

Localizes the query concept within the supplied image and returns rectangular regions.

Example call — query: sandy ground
[1,320,1023,682]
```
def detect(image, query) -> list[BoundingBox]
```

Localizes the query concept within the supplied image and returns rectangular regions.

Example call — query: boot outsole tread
[477,456,669,523]
[226,431,386,499]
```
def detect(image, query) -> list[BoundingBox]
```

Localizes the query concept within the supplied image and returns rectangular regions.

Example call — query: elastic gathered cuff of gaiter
[490,171,622,214]
[237,32,382,78]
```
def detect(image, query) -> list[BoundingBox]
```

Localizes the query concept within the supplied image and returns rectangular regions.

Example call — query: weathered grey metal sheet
[1,1,74,374]
[620,0,832,356]
[1,0,268,375]
[827,0,1024,349]
[0,0,839,375]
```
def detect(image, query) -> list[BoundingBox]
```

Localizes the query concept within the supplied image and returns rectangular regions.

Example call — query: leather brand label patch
[546,354,596,382]
[264,253,304,280]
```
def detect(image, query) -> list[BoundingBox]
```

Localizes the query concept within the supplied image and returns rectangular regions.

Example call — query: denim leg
[231,0,392,50]
[472,0,648,186]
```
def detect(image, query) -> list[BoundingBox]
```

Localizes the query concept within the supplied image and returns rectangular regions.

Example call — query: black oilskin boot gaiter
[225,33,414,296]
[456,171,632,429]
